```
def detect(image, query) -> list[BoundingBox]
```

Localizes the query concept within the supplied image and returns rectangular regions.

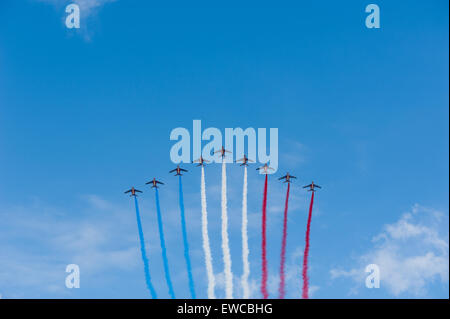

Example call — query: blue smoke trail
[133,196,157,299]
[155,188,176,299]
[178,175,196,299]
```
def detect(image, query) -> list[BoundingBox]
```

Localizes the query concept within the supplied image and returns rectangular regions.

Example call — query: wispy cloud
[36,0,116,40]
[38,0,116,17]
[280,140,308,169]
[0,196,141,297]
[330,204,449,297]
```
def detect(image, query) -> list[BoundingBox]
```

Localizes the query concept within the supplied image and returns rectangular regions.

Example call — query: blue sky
[0,0,448,298]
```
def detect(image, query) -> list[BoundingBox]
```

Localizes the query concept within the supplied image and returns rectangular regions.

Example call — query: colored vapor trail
[221,160,233,299]
[178,175,196,299]
[302,191,315,299]
[278,182,290,299]
[201,165,216,299]
[154,188,176,299]
[133,196,157,299]
[261,174,269,299]
[241,166,250,299]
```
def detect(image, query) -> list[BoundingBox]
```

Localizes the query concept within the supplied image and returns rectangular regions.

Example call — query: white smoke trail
[201,166,216,299]
[241,165,250,299]
[221,160,233,299]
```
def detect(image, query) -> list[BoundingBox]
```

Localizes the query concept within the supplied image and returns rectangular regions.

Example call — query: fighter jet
[279,173,297,183]
[124,187,143,197]
[193,156,210,167]
[236,154,254,166]
[256,163,274,174]
[170,165,188,176]
[303,181,322,192]
[146,178,164,188]
[214,146,232,158]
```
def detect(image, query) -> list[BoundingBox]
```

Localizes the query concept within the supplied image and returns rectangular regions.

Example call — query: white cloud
[0,196,141,296]
[330,204,449,297]
[83,194,113,210]
[308,285,320,297]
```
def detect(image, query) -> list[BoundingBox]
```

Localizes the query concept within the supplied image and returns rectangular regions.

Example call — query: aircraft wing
[315,185,322,188]
[135,189,143,193]
[279,175,287,180]
[291,176,297,179]
[124,190,131,194]
[169,169,177,173]
[156,181,164,184]
[303,184,311,188]
[180,168,188,172]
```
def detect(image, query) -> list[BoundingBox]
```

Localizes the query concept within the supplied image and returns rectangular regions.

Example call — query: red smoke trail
[302,191,315,299]
[261,174,269,299]
[278,183,290,299]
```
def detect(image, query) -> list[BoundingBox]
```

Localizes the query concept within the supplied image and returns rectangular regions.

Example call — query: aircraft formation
[124,148,321,195]
[124,147,321,300]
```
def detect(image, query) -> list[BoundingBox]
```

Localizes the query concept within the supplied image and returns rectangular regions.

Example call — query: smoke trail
[201,166,216,299]
[302,191,315,299]
[133,196,157,299]
[221,160,233,299]
[241,166,250,299]
[261,174,269,299]
[154,188,176,299]
[178,175,196,299]
[278,182,290,299]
